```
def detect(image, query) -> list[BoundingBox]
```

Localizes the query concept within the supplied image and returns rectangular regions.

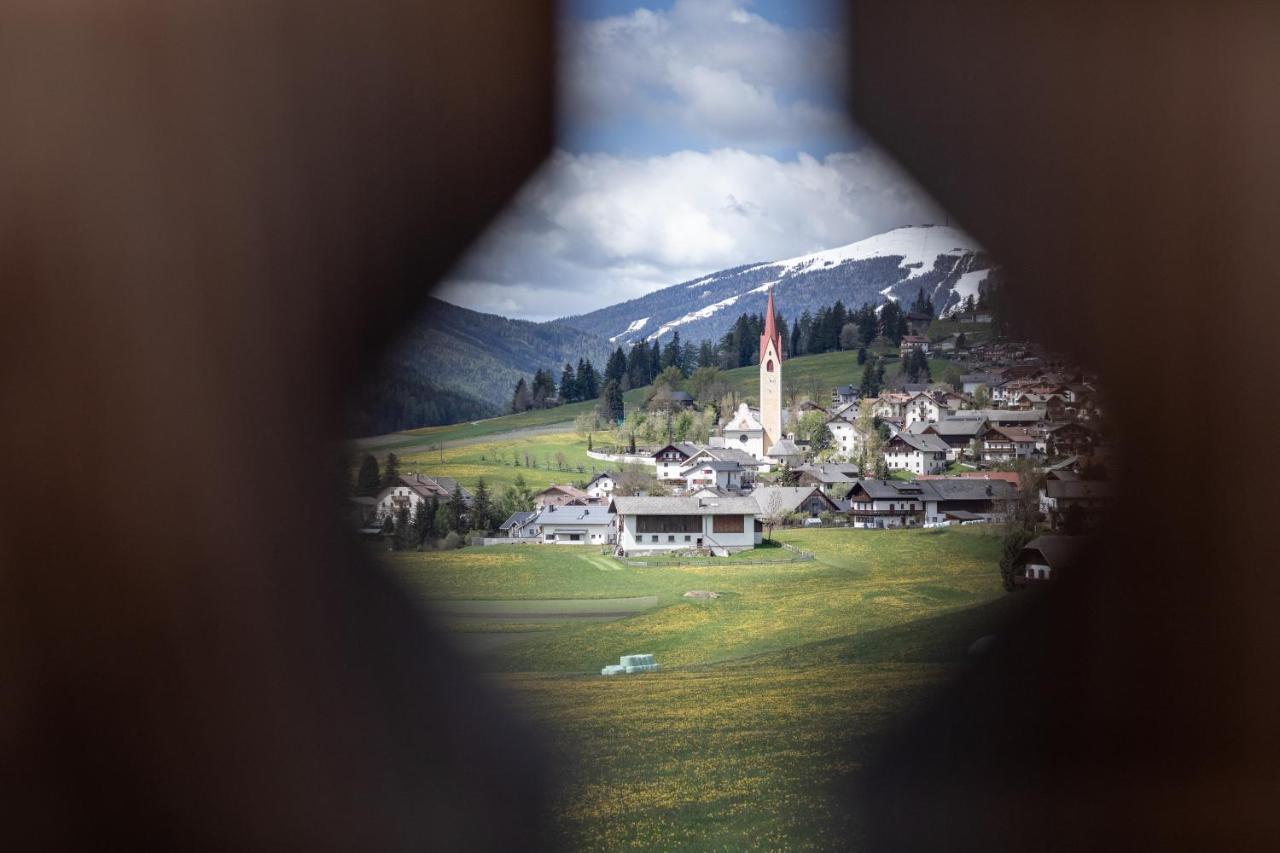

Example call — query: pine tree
[409,500,431,548]
[577,358,598,400]
[393,504,413,551]
[356,454,381,497]
[447,485,467,533]
[559,362,577,402]
[698,340,715,369]
[511,376,531,412]
[381,453,400,488]
[605,347,627,385]
[627,342,648,388]
[471,479,493,533]
[857,347,867,365]
[433,502,451,538]
[602,379,624,424]
[862,355,884,397]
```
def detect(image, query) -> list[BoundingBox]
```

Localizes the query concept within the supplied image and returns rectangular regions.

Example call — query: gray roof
[915,417,990,437]
[751,486,838,515]
[849,479,927,499]
[389,473,472,501]
[1044,480,1113,499]
[681,460,743,472]
[834,384,859,395]
[586,471,617,484]
[890,432,951,453]
[653,442,703,459]
[536,505,615,525]
[975,409,1045,423]
[609,495,758,516]
[1018,535,1088,570]
[795,463,860,483]
[919,478,1018,501]
[692,446,760,466]
[960,373,1001,384]
[498,511,535,530]
[767,438,802,456]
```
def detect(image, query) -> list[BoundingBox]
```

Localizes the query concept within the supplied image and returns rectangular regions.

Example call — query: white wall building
[609,495,759,556]
[652,442,702,482]
[679,460,745,492]
[535,505,616,545]
[585,471,617,500]
[903,393,942,427]
[723,403,766,460]
[883,432,949,475]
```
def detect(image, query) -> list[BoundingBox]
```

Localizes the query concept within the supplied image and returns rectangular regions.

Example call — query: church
[716,288,801,467]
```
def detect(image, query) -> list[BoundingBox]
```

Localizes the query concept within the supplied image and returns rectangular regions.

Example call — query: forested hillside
[352,297,614,434]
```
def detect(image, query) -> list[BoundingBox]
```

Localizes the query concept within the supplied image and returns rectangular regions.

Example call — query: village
[352,290,1107,587]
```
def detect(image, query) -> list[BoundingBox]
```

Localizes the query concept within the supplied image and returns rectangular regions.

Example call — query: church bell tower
[759,287,783,453]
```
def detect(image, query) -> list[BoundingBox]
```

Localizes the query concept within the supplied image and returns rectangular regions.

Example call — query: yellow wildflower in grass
[384,527,1011,849]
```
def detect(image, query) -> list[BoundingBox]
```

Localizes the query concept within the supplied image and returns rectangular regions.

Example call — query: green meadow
[359,349,957,492]
[383,526,1015,849]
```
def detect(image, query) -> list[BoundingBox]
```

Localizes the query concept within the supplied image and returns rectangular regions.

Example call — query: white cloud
[563,0,850,152]
[437,145,946,320]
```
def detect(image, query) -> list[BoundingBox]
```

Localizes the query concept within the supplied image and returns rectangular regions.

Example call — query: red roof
[760,287,782,362]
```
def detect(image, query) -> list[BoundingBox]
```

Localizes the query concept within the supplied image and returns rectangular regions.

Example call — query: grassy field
[394,430,601,491]
[358,348,959,490]
[383,526,1013,849]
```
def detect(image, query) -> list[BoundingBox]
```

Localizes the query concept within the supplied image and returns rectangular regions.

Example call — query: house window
[766,360,774,372]
[570,534,581,542]
[712,514,743,534]
[684,535,691,542]
[739,434,748,443]
[668,535,675,542]
[651,535,659,542]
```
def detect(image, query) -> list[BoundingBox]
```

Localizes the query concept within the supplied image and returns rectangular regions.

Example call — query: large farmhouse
[609,495,759,556]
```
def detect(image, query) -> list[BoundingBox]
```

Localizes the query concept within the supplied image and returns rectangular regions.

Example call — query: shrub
[443,531,463,550]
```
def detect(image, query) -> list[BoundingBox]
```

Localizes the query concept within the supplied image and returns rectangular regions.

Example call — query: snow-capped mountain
[561,224,996,347]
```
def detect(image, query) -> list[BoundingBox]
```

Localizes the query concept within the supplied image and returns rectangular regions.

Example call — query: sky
[436,0,945,321]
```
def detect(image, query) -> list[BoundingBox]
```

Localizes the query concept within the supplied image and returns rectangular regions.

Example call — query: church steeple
[758,287,783,456]
[760,287,782,362]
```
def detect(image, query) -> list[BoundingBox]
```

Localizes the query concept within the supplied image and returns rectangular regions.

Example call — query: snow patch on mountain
[685,274,720,289]
[609,316,650,343]
[646,294,741,341]
[943,269,990,316]
[748,224,982,282]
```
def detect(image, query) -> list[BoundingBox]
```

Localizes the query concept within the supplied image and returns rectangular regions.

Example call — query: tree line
[510,357,601,412]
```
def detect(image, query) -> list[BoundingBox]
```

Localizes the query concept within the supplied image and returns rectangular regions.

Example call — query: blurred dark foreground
[1,1,1278,849]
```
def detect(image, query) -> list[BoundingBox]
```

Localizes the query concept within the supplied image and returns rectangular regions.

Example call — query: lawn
[382,526,1012,849]
[394,430,601,491]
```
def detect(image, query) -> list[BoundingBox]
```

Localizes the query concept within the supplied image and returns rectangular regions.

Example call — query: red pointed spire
[760,287,781,362]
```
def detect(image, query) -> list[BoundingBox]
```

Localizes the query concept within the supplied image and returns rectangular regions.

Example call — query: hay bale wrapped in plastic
[601,664,625,676]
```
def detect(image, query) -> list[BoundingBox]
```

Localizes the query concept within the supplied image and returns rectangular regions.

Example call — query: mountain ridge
[362,224,997,432]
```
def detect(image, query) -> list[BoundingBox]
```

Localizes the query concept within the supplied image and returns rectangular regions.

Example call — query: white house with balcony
[845,479,927,528]
[883,432,949,475]
[652,442,702,483]
[585,471,617,500]
[903,392,943,427]
[535,505,616,545]
[609,495,759,556]
[679,459,745,492]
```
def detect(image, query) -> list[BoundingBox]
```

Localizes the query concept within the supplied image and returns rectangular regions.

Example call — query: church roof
[760,287,782,361]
